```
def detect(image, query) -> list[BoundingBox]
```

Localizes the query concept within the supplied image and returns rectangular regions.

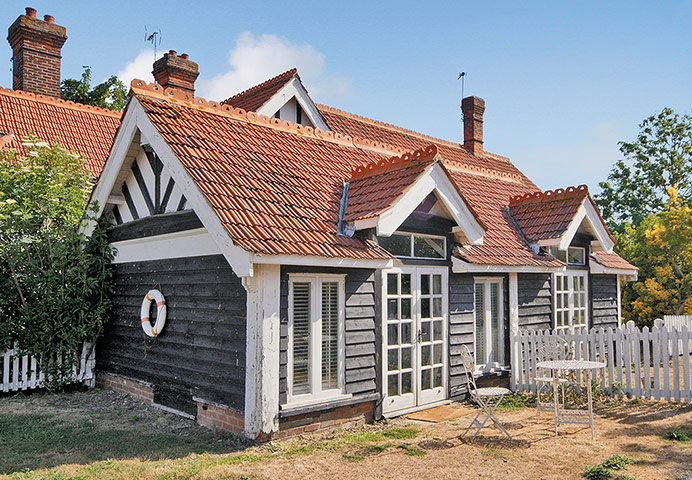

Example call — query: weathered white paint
[243,264,281,439]
[251,253,392,269]
[590,258,638,281]
[110,228,222,264]
[354,162,485,245]
[616,275,622,327]
[509,272,519,333]
[452,257,566,274]
[258,77,329,131]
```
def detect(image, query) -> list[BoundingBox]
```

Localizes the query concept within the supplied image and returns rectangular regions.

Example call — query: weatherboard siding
[448,272,475,397]
[97,254,246,415]
[279,266,378,409]
[517,273,552,331]
[591,274,619,329]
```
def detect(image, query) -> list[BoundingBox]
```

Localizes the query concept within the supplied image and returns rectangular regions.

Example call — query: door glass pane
[401,298,411,319]
[421,345,431,366]
[433,320,442,340]
[387,299,398,320]
[434,367,443,387]
[401,274,411,295]
[402,372,412,394]
[292,282,311,395]
[387,273,398,295]
[433,275,442,294]
[388,349,398,370]
[433,297,442,317]
[421,275,430,295]
[422,369,431,390]
[321,282,339,390]
[421,321,431,341]
[388,324,398,346]
[388,374,399,396]
[421,298,430,318]
[401,322,412,344]
[433,344,443,364]
[401,347,412,369]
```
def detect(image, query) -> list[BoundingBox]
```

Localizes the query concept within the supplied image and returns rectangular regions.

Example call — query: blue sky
[1,1,690,192]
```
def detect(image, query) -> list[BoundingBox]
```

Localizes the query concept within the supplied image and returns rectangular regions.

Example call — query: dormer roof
[222,68,298,112]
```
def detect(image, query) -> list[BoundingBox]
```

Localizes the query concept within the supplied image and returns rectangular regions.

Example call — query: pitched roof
[508,185,589,242]
[0,86,121,176]
[591,251,638,271]
[221,68,298,112]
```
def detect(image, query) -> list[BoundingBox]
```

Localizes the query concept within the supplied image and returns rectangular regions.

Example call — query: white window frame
[473,277,505,372]
[287,274,349,405]
[377,231,447,260]
[553,271,589,334]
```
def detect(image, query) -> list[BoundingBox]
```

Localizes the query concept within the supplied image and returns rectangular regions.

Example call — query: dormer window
[550,246,585,265]
[377,232,446,260]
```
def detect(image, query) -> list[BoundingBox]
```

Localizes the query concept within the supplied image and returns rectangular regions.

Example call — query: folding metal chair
[460,345,512,440]
[535,338,570,418]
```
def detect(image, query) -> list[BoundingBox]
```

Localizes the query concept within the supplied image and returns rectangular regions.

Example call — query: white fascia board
[251,253,393,269]
[257,77,329,131]
[590,261,638,280]
[83,102,139,236]
[376,163,485,244]
[105,99,254,277]
[556,200,615,253]
[111,228,222,264]
[451,256,565,274]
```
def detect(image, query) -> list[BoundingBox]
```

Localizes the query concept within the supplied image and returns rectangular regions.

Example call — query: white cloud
[512,123,623,195]
[117,50,161,86]
[198,32,351,102]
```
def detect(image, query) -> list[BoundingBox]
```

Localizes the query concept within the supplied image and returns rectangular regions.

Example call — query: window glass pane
[550,246,567,262]
[568,247,585,265]
[401,346,412,369]
[475,283,485,364]
[387,273,398,295]
[387,324,398,346]
[401,274,411,295]
[292,282,311,395]
[387,299,398,320]
[388,374,399,396]
[402,372,412,394]
[388,349,398,370]
[433,275,442,294]
[401,298,411,319]
[421,274,430,295]
[413,235,445,258]
[378,234,411,257]
[321,282,339,390]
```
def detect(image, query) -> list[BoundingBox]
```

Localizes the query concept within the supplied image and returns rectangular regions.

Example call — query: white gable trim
[536,199,615,254]
[88,98,254,277]
[257,77,328,131]
[353,163,485,245]
[110,228,222,264]
[451,256,566,274]
[251,253,392,269]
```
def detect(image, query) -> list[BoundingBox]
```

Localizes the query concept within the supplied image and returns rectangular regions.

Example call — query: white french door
[383,267,447,414]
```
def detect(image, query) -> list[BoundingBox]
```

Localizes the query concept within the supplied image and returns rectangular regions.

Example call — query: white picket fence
[511,321,692,402]
[0,342,95,393]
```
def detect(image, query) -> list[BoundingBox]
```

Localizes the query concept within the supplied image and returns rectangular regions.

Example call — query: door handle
[417,329,423,343]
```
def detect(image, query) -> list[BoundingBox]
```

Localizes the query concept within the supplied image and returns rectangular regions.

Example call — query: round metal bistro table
[534,360,606,440]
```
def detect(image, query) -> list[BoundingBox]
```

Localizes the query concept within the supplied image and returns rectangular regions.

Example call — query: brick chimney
[152,50,199,96]
[462,96,485,155]
[7,7,67,98]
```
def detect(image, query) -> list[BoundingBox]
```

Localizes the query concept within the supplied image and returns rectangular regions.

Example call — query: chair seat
[535,376,569,384]
[472,386,510,397]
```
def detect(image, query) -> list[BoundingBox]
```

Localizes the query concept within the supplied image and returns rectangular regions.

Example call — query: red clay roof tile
[221,68,298,112]
[591,251,638,271]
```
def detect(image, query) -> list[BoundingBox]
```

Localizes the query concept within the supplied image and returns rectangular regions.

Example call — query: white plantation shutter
[491,282,500,363]
[292,282,311,395]
[321,282,339,390]
[475,283,485,364]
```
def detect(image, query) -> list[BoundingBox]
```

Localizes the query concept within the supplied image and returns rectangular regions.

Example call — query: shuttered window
[289,275,346,403]
[474,278,505,370]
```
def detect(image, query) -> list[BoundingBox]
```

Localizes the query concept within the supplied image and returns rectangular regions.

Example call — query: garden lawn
[2,390,692,480]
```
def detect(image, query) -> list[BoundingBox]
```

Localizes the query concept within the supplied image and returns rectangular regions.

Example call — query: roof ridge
[0,86,122,118]
[131,78,409,157]
[350,144,439,181]
[221,68,298,106]
[509,184,589,205]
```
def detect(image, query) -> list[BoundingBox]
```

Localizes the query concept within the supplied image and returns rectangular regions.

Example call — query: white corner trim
[110,228,222,264]
[257,77,329,131]
[451,256,565,274]
[509,272,519,334]
[243,264,281,439]
[361,163,485,244]
[251,253,393,269]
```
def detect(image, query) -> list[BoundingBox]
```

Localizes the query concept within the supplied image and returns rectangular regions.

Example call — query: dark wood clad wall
[448,272,474,397]
[97,254,247,415]
[591,274,619,328]
[279,266,377,407]
[517,273,552,331]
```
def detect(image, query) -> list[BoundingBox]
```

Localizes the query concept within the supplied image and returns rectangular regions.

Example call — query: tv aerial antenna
[144,27,162,61]
[457,72,466,119]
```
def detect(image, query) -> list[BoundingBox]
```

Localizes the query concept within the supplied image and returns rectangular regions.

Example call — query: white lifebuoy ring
[141,289,166,337]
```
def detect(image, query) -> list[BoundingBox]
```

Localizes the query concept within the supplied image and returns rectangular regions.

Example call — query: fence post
[642,326,651,399]
[682,325,690,402]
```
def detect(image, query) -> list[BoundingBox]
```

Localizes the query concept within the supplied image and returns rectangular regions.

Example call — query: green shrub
[583,465,613,480]
[601,455,634,471]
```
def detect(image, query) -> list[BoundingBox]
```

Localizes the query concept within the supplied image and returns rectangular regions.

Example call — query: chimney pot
[461,96,486,155]
[152,51,199,97]
[8,7,67,97]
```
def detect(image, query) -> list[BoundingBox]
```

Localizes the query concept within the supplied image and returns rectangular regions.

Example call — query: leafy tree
[596,108,692,231]
[0,136,115,388]
[618,186,692,327]
[61,66,128,112]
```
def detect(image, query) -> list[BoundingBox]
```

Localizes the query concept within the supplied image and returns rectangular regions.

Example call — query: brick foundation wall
[195,398,244,434]
[97,372,154,404]
[274,400,375,439]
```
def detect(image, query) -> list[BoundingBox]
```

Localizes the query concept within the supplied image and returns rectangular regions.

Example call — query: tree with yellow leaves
[618,186,692,326]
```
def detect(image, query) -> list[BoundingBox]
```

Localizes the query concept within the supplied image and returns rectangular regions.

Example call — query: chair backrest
[461,345,479,393]
[538,337,571,361]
